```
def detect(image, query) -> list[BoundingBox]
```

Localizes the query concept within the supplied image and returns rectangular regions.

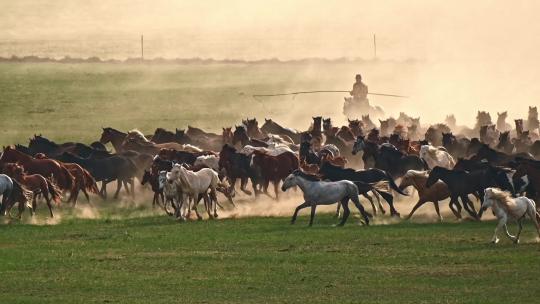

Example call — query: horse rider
[350,74,369,106]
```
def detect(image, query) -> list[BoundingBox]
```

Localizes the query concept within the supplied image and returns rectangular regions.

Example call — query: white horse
[194,155,220,171]
[169,164,220,219]
[158,171,187,219]
[240,144,293,156]
[419,145,455,169]
[481,187,540,244]
[281,170,371,226]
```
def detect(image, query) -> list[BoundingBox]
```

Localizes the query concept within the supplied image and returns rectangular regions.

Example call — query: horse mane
[127,129,151,142]
[486,188,517,213]
[403,170,428,179]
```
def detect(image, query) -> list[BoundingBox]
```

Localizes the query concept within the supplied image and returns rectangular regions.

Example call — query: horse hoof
[491,239,500,244]
[392,213,401,218]
[513,239,520,244]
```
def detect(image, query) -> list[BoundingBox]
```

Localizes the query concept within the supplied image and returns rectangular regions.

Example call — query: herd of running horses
[0,106,540,232]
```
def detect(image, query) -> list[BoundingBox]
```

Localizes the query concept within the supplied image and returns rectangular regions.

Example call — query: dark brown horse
[99,127,127,153]
[242,118,266,139]
[0,146,74,192]
[250,150,299,200]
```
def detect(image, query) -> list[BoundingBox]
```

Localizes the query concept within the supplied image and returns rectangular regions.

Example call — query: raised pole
[141,35,144,61]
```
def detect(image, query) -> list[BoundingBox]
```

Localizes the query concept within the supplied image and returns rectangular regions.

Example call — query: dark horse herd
[1,106,540,225]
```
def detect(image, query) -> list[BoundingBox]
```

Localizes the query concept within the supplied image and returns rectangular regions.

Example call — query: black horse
[453,158,515,194]
[425,166,494,219]
[375,144,426,178]
[470,144,533,166]
[219,144,260,195]
[319,161,406,216]
[442,132,470,159]
[58,152,138,199]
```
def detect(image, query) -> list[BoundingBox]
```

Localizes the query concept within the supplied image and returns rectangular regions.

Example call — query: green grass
[0,62,411,145]
[1,209,540,303]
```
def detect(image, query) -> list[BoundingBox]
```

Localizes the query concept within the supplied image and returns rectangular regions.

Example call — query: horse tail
[384,171,408,196]
[82,169,99,193]
[46,179,63,203]
[370,181,394,205]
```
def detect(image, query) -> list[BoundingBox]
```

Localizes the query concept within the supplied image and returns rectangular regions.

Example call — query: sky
[2,0,540,61]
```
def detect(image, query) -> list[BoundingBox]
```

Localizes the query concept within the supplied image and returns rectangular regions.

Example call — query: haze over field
[1,1,539,125]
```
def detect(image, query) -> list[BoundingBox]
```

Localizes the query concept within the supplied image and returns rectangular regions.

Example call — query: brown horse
[35,153,99,205]
[250,150,299,200]
[0,146,74,192]
[222,127,234,145]
[398,170,452,221]
[3,163,61,218]
[300,160,320,175]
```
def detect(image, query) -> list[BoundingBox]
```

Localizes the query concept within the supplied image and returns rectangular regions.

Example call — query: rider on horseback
[350,74,369,107]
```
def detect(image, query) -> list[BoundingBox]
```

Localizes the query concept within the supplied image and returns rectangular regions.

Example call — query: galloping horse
[250,150,299,200]
[281,170,371,227]
[481,188,540,244]
[0,146,73,192]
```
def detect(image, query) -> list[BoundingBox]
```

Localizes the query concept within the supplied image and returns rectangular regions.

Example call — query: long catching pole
[253,90,408,98]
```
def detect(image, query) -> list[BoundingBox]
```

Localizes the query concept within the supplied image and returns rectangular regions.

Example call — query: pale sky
[2,0,540,61]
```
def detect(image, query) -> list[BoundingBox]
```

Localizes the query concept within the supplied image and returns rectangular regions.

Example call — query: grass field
[1,62,540,303]
[0,62,413,145]
[1,206,540,303]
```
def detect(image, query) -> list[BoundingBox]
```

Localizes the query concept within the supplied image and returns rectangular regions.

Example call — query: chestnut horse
[3,163,61,218]
[34,153,99,205]
[250,150,299,200]
[0,146,73,191]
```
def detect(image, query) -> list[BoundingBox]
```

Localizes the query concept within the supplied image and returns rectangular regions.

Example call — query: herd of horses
[1,106,540,242]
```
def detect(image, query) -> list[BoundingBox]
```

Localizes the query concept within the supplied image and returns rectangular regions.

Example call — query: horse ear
[379,119,383,123]
[348,118,352,123]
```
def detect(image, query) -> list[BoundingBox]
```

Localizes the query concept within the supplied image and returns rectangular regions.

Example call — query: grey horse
[281,170,371,226]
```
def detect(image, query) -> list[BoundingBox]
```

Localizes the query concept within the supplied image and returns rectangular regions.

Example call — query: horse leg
[513,218,524,244]
[448,196,462,219]
[372,190,386,215]
[129,179,135,200]
[291,202,310,224]
[31,194,37,216]
[203,194,213,219]
[210,190,219,218]
[350,196,371,226]
[406,199,428,220]
[362,193,378,215]
[273,181,279,201]
[113,179,123,199]
[433,200,443,222]
[492,217,506,243]
[460,195,478,220]
[100,181,108,200]
[45,196,54,218]
[308,205,317,227]
[337,198,351,226]
[239,178,252,195]
[192,196,203,220]
[335,202,341,218]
